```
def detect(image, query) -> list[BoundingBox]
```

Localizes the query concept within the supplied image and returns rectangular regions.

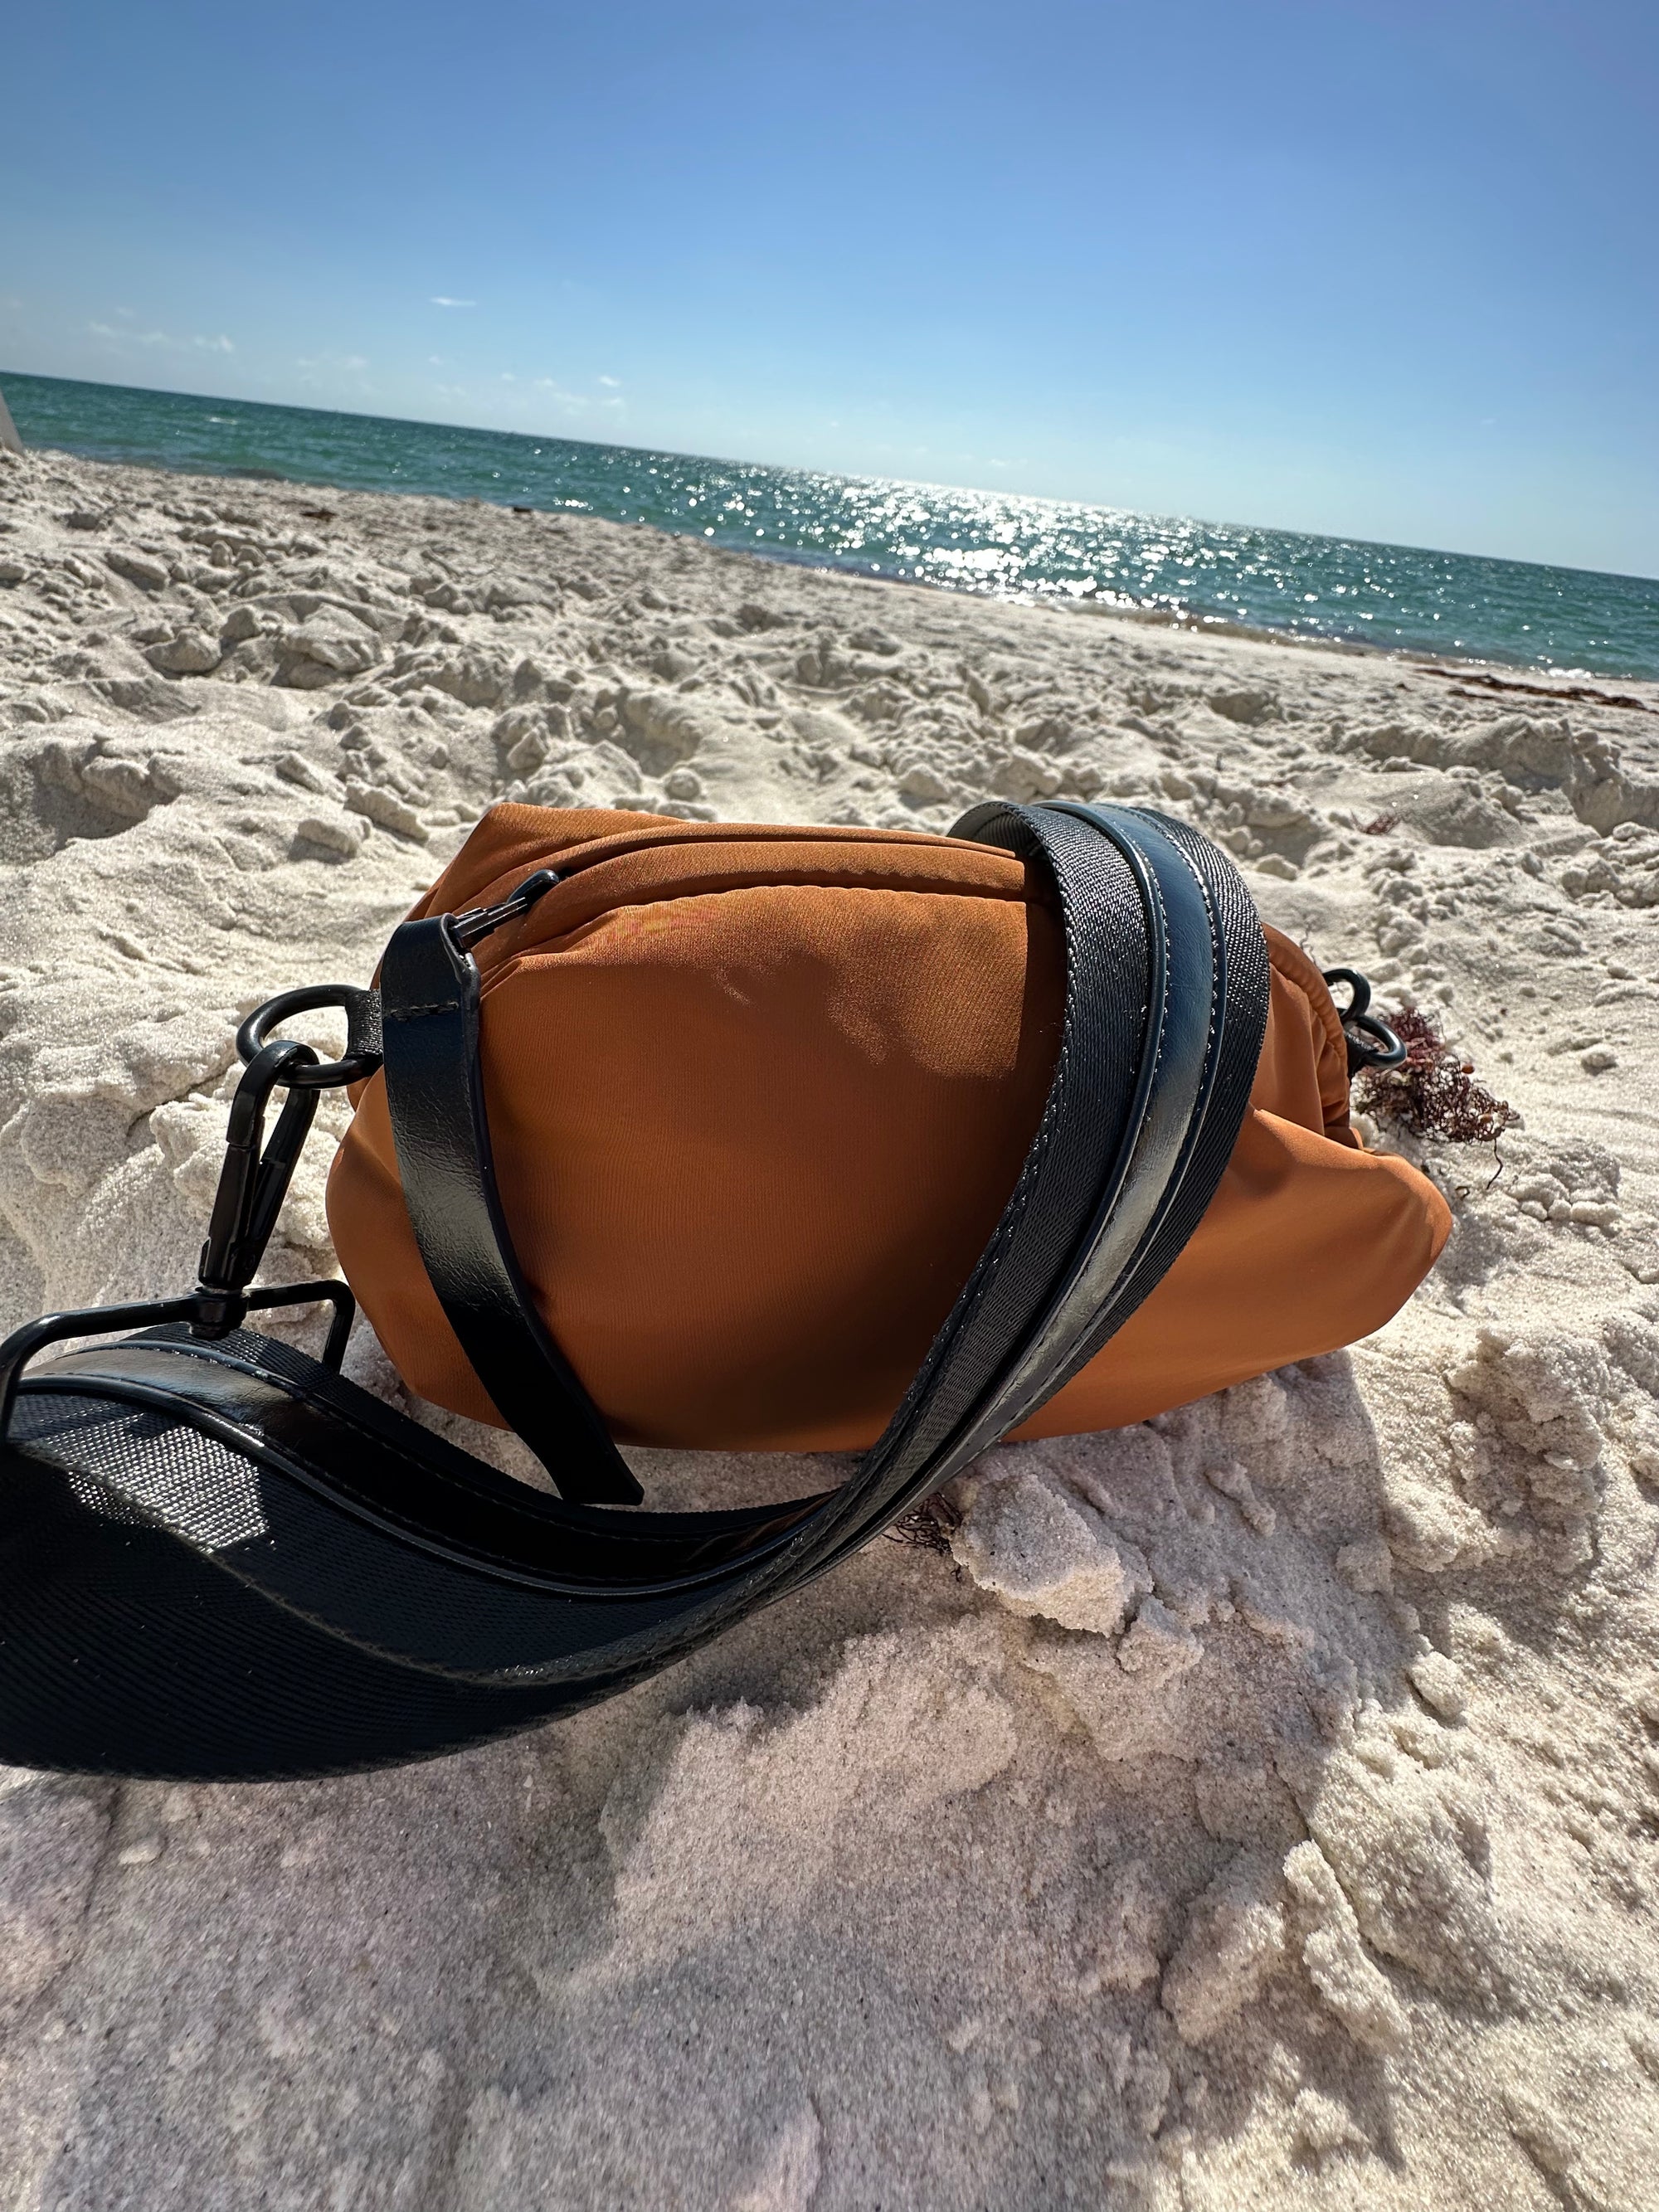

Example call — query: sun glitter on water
[6,369,1657,681]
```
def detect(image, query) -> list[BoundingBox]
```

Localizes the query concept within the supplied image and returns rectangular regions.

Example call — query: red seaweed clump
[1357,1006,1518,1145]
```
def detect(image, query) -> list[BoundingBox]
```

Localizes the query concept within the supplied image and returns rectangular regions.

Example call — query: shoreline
[29,425,1659,695]
[7,365,1654,686]
[3,437,1659,2210]
[68,434,1659,690]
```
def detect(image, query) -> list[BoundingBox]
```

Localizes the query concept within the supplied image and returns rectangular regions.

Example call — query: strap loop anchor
[1322,966,1408,1077]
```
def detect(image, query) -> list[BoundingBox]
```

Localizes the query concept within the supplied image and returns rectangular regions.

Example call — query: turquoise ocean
[6,369,1657,683]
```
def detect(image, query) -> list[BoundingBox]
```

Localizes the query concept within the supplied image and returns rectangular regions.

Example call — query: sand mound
[4,441,1659,2208]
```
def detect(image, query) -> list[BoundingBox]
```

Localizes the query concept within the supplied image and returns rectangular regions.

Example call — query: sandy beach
[4,436,1659,2210]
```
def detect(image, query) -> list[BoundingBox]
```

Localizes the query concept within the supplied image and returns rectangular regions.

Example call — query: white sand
[3,440,1659,2210]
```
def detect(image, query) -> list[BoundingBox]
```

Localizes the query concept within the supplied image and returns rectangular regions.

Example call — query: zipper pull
[450,868,561,953]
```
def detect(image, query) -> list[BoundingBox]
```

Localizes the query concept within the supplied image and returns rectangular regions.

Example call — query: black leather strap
[1039,805,1269,1398]
[941,802,1214,1451]
[378,915,643,1505]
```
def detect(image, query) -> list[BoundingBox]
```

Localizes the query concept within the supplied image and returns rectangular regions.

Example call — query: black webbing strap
[800,801,1268,1578]
[1032,807,1270,1401]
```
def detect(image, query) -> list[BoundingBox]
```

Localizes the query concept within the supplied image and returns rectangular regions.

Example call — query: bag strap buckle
[0,1002,373,1442]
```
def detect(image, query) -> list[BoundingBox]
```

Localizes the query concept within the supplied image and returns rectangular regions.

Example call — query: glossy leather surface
[379,915,643,1505]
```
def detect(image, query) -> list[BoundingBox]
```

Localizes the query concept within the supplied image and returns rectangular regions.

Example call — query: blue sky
[3,0,1656,576]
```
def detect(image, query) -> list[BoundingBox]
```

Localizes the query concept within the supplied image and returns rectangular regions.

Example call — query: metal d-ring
[236,984,383,1091]
[1322,965,1408,1077]
[235,882,552,1091]
[1321,966,1372,1022]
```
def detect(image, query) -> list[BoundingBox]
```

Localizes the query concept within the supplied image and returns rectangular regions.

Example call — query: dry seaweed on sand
[885,1494,964,1553]
[1357,1006,1519,1150]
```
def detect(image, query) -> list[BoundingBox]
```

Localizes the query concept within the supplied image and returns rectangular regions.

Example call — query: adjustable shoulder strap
[375,804,1267,1529]
[378,907,644,1506]
[803,800,1269,1572]
[1039,805,1271,1397]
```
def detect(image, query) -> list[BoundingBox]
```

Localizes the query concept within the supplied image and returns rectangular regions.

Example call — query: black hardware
[1322,965,1408,1077]
[450,869,560,952]
[0,1033,360,1442]
[236,984,383,1091]
[0,1281,356,1446]
[198,1039,318,1316]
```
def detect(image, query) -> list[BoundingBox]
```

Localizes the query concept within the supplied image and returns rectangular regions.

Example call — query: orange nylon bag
[327,804,1449,1452]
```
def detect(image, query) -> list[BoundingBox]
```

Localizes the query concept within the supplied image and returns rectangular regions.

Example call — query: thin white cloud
[484,373,629,425]
[88,320,233,354]
[431,296,476,309]
[524,377,625,414]
[598,374,620,388]
[295,352,372,379]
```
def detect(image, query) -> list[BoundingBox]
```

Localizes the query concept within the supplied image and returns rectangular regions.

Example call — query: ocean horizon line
[4,367,1657,683]
[6,364,1652,592]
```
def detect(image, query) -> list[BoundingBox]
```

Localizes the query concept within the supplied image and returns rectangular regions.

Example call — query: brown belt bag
[333,801,1449,1480]
[0,799,1447,1780]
